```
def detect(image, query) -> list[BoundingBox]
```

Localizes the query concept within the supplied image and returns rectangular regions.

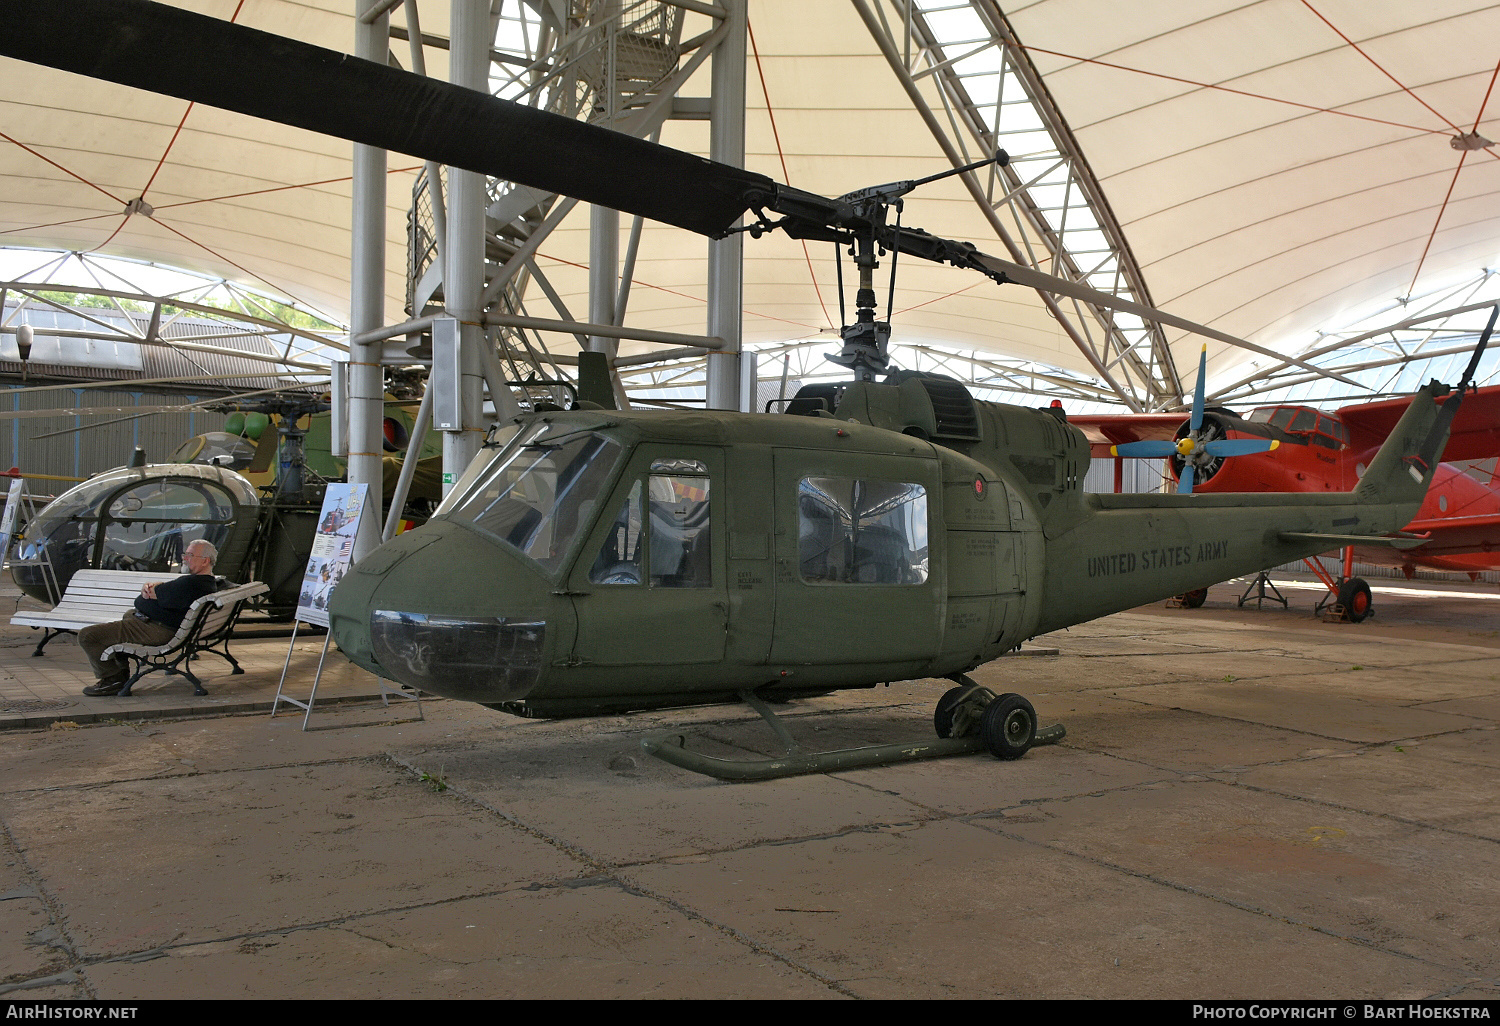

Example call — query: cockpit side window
[589,480,643,585]
[99,480,237,573]
[647,472,711,588]
[587,463,712,588]
[1311,415,1345,450]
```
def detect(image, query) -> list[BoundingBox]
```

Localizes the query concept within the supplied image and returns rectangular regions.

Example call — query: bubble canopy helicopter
[2,0,1478,776]
[7,392,437,617]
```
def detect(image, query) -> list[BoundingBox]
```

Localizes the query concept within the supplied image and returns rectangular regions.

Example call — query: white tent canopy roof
[1,0,1497,394]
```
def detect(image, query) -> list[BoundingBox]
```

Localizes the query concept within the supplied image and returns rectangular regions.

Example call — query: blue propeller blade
[1177,464,1196,494]
[1203,438,1280,457]
[1111,440,1179,458]
[1189,344,1207,434]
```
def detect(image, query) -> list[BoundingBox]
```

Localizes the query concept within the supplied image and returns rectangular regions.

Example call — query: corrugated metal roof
[1,300,318,394]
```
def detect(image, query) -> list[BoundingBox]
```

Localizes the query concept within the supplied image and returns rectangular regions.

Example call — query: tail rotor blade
[1410,303,1498,479]
[1457,304,1499,391]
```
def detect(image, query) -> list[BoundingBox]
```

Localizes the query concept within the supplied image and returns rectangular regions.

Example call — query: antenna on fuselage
[1408,304,1499,482]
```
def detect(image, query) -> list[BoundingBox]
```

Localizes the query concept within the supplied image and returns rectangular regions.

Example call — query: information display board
[295,483,367,627]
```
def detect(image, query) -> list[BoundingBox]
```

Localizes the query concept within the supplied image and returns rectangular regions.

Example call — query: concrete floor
[1,574,1498,999]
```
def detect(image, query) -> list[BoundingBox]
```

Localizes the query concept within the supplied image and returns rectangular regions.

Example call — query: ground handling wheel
[979,693,1037,760]
[933,680,997,739]
[1176,587,1208,608]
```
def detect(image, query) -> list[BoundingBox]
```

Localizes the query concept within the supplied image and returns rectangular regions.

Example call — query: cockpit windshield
[439,423,624,574]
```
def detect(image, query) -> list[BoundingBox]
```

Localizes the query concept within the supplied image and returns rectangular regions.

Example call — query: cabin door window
[770,451,940,667]
[570,447,726,667]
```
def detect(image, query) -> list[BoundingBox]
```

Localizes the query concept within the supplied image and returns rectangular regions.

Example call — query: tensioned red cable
[154,168,421,210]
[1405,55,1500,297]
[147,214,331,321]
[748,19,833,330]
[0,130,125,206]
[86,215,131,254]
[4,167,422,236]
[1406,150,1471,300]
[1301,0,1462,135]
[895,280,985,318]
[1015,45,1446,139]
[87,2,250,255]
[139,1,247,200]
[1,213,119,235]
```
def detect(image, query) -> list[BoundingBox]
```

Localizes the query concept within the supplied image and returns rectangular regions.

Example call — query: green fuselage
[328,376,1447,717]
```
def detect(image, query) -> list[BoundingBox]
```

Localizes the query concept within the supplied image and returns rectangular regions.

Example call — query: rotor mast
[827,232,892,382]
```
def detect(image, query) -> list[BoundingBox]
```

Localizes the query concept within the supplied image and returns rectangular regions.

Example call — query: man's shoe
[83,676,126,697]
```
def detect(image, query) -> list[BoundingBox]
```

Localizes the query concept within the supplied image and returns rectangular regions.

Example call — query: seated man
[78,539,221,697]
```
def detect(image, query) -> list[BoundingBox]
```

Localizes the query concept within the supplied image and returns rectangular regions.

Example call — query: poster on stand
[296,483,367,627]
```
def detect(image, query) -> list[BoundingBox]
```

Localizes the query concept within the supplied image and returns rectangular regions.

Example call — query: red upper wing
[1399,512,1500,557]
[1338,383,1500,460]
[1066,413,1186,458]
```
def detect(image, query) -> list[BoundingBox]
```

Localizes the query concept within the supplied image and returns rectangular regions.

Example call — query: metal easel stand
[1237,572,1289,609]
[3,477,62,609]
[271,619,422,730]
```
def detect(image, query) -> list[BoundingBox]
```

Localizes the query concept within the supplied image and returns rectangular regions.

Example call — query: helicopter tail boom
[1030,378,1455,634]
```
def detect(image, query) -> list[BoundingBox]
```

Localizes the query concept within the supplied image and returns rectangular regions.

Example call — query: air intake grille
[916,377,981,441]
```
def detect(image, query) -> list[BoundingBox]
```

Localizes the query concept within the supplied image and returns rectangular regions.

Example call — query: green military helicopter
[7,0,1479,778]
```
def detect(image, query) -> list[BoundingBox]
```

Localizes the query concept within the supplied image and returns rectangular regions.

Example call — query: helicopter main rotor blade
[0,405,192,420]
[4,0,1364,392]
[20,384,330,440]
[964,252,1361,390]
[3,0,785,238]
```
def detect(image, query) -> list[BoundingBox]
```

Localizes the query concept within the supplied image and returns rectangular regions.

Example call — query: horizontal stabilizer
[1277,531,1428,550]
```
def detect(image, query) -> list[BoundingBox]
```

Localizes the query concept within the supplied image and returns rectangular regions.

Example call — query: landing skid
[641,678,1066,782]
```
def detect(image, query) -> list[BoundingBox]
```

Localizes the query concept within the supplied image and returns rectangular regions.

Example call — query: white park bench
[105,581,269,696]
[11,569,268,695]
[12,570,172,657]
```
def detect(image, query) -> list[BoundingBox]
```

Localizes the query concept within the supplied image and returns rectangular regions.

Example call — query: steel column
[349,0,388,556]
[589,204,620,359]
[704,0,746,411]
[443,0,490,494]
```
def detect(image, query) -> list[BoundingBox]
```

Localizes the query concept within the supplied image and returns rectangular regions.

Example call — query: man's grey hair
[187,539,219,567]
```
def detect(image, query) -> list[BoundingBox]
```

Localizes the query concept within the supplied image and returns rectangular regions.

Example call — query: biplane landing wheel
[1177,587,1208,608]
[979,693,1037,760]
[1337,578,1373,623]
